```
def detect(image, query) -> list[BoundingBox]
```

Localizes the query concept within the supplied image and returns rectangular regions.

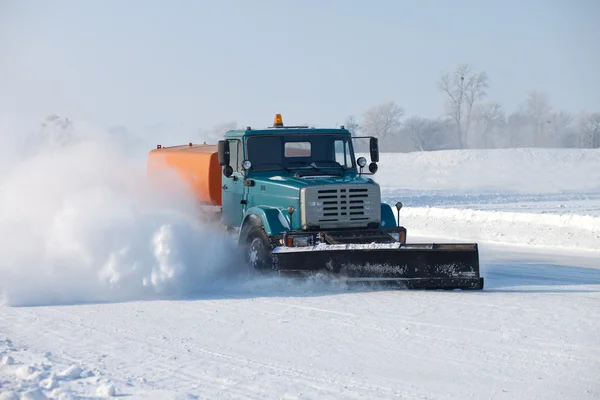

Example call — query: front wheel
[244,226,274,273]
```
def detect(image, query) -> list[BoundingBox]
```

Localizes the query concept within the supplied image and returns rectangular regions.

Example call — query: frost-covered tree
[474,102,505,148]
[579,112,600,148]
[361,101,404,141]
[438,64,488,148]
[344,115,360,136]
[343,114,366,152]
[523,91,552,147]
[547,111,574,147]
[504,111,529,148]
[401,116,448,151]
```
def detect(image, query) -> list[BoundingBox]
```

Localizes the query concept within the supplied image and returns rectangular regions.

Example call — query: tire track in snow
[9,306,434,400]
[252,297,600,365]
[161,298,597,389]
[225,298,600,391]
[1,307,266,399]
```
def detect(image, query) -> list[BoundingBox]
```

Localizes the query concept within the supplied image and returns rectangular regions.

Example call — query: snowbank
[367,148,600,250]
[397,206,600,251]
[370,148,600,194]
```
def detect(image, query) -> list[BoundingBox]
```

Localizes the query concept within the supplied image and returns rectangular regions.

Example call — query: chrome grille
[300,184,381,229]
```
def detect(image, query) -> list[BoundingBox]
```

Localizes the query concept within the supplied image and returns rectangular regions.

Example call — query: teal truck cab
[215,114,483,290]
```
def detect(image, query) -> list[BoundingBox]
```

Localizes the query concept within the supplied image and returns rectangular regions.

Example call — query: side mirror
[223,165,233,177]
[369,137,379,162]
[218,140,230,166]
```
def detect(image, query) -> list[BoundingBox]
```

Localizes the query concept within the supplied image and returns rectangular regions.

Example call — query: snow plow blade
[271,243,483,290]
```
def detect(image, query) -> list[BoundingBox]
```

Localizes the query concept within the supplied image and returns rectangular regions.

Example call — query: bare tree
[361,101,404,142]
[438,64,488,148]
[464,71,489,145]
[344,115,360,136]
[475,102,505,148]
[523,91,552,146]
[547,111,573,147]
[579,112,600,148]
[401,116,447,151]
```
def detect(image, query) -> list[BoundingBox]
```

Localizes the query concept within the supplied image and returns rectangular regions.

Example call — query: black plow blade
[271,243,484,290]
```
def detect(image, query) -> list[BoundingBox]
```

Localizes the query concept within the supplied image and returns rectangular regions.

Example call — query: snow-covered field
[1,142,599,399]
[375,149,600,251]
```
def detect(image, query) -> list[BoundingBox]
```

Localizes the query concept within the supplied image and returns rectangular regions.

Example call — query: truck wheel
[244,226,273,272]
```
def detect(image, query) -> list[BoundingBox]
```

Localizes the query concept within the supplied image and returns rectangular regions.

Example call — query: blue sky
[1,0,598,131]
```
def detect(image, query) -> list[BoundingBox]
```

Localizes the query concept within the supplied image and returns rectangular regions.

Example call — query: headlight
[284,233,314,247]
[389,231,406,243]
[292,236,311,247]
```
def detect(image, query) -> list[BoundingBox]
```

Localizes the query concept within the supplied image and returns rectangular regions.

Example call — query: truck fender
[380,203,397,228]
[239,206,291,244]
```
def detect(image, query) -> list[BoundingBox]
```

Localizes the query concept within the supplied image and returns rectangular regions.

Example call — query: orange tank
[147,143,222,206]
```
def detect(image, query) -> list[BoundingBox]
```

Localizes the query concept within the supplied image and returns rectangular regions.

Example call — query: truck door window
[284,142,311,157]
[228,139,241,171]
[345,141,353,168]
[334,140,352,168]
[236,140,242,171]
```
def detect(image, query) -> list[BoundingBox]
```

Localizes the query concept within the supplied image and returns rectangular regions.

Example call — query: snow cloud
[0,118,237,306]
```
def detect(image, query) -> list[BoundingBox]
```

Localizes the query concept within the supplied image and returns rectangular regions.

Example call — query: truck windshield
[246,134,355,172]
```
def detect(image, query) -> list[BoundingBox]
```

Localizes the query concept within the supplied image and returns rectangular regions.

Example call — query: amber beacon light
[273,113,284,127]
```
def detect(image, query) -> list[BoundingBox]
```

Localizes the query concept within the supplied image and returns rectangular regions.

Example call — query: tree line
[23,64,600,155]
[345,64,600,152]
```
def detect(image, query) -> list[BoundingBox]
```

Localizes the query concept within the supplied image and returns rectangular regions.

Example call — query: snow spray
[0,118,237,306]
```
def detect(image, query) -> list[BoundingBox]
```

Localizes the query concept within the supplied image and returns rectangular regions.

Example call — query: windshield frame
[244,133,357,172]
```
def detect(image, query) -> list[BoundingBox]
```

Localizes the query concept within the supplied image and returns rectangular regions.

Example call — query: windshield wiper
[251,163,291,172]
[288,161,319,171]
[311,160,345,169]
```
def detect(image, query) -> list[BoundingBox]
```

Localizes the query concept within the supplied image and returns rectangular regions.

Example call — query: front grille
[300,184,381,230]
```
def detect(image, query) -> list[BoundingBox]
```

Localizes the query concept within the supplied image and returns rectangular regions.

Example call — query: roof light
[274,114,284,127]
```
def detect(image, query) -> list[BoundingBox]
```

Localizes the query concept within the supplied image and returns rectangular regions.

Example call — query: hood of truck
[245,171,380,231]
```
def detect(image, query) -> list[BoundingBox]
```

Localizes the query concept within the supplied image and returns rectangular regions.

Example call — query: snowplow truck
[147,114,483,290]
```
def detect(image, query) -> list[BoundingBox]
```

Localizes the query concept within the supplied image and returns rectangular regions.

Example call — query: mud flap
[271,243,483,290]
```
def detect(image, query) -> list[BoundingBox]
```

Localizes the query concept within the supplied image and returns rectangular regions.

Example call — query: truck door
[221,139,244,228]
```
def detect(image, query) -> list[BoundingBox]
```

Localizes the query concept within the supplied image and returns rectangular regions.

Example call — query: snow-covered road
[2,147,600,399]
[1,240,599,400]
